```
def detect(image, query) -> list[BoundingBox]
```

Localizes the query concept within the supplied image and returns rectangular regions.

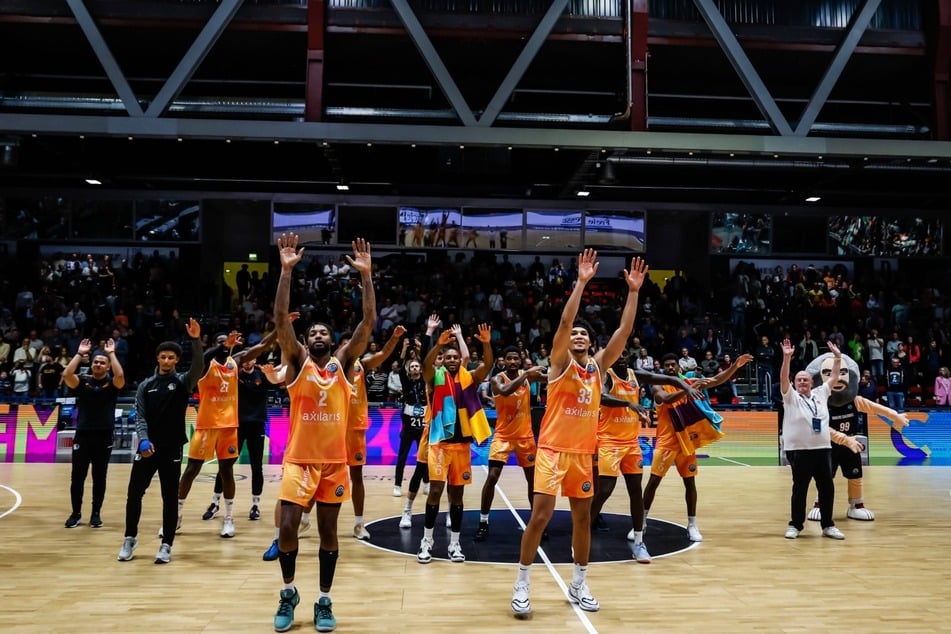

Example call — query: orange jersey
[654,383,686,452]
[598,367,641,446]
[537,357,601,455]
[196,357,239,429]
[348,359,369,431]
[493,372,534,441]
[285,356,352,464]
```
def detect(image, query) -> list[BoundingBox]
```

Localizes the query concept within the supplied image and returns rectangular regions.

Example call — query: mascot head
[805,352,860,407]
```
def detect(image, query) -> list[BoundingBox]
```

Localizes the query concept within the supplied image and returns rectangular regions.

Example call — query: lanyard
[798,393,818,417]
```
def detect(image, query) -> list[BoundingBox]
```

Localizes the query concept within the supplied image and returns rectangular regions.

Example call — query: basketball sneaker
[416,537,434,564]
[273,587,300,633]
[784,526,800,539]
[447,541,465,563]
[511,582,532,618]
[154,543,172,564]
[202,502,219,521]
[822,526,846,540]
[353,523,370,541]
[392,486,402,497]
[687,523,703,542]
[263,539,280,561]
[568,581,600,612]
[249,505,261,521]
[65,513,82,529]
[474,521,489,542]
[117,536,137,561]
[399,511,412,529]
[90,513,103,528]
[632,541,652,564]
[314,597,336,632]
[221,517,235,538]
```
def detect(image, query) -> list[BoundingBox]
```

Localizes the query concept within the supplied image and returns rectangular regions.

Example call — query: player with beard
[511,251,647,618]
[416,323,493,564]
[474,345,546,542]
[271,233,375,634]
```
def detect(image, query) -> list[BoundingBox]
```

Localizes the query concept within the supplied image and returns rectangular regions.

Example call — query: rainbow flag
[429,366,491,444]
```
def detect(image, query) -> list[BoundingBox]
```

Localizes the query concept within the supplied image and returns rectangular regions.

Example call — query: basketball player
[474,346,546,542]
[511,251,647,618]
[271,233,375,634]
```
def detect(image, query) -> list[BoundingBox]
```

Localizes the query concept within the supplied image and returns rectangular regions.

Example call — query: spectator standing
[934,367,951,407]
[885,357,906,411]
[867,329,885,380]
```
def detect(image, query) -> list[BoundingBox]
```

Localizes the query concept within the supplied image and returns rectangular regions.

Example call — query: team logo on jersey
[637,459,643,468]
[228,445,237,455]
[527,453,535,463]
[355,452,364,461]
[167,383,177,391]
[581,480,592,492]
[587,363,595,373]
[73,444,80,451]
[462,471,471,481]
[334,484,345,498]
[225,361,235,369]
[688,464,697,473]
[327,363,338,373]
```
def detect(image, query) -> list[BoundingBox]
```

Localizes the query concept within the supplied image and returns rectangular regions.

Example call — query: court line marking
[0,484,24,520]
[484,465,599,634]
[711,456,752,467]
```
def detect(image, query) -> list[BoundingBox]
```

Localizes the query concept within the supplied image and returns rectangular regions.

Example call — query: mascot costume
[804,352,909,521]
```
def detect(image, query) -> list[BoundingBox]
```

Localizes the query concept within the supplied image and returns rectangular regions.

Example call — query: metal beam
[692,0,794,136]
[65,0,143,117]
[3,112,951,159]
[477,0,569,127]
[145,0,244,117]
[794,0,882,136]
[389,0,477,126]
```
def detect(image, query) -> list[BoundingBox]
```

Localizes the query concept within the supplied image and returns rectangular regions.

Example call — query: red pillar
[935,0,951,139]
[304,0,326,122]
[630,0,649,131]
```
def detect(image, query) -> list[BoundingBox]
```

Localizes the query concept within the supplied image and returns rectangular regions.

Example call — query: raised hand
[392,324,407,339]
[289,311,301,323]
[77,339,92,355]
[734,353,754,368]
[346,238,372,275]
[827,341,841,357]
[624,256,649,292]
[450,323,463,338]
[225,330,243,349]
[185,317,201,339]
[103,338,116,355]
[577,248,599,284]
[277,232,305,271]
[780,338,795,356]
[426,313,441,334]
[475,323,492,343]
[437,329,453,346]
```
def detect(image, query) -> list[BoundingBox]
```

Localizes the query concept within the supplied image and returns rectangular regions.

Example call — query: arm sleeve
[183,337,205,390]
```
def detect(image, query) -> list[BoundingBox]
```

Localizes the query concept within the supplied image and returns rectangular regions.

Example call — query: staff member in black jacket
[117,318,202,564]
[62,338,125,529]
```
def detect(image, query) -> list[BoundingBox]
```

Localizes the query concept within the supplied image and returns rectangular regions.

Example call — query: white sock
[634,530,644,543]
[177,499,185,515]
[212,492,221,505]
[423,527,434,541]
[517,564,531,584]
[224,498,234,519]
[318,591,331,600]
[450,530,460,545]
[273,527,280,539]
[301,510,311,523]
[687,515,697,526]
[572,563,587,585]
[252,495,261,506]
[403,499,413,512]
[479,513,489,523]
[354,515,364,526]
[282,582,295,592]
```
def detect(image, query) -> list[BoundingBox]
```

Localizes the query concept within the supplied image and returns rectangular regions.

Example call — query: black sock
[425,503,439,529]
[278,548,298,582]
[318,548,339,591]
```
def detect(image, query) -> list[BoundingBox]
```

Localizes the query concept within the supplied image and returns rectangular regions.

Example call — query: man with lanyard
[512,251,647,618]
[589,350,701,563]
[271,233,375,633]
[416,323,493,564]
[392,334,430,499]
[62,338,125,529]
[779,338,862,540]
[474,345,546,543]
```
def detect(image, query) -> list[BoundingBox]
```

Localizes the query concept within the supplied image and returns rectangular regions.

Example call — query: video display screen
[711,212,771,254]
[829,215,943,257]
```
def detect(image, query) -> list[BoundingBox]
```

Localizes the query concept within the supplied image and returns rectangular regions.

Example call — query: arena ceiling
[1,0,950,211]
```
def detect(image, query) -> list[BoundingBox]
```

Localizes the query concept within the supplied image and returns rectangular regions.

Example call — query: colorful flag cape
[429,366,491,444]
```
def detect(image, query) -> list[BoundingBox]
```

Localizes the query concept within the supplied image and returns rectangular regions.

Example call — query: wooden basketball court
[1,462,948,632]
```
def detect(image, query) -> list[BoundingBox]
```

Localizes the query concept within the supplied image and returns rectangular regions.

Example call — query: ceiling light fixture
[805,196,821,203]
[336,182,350,191]
[576,189,590,197]
[85,178,102,186]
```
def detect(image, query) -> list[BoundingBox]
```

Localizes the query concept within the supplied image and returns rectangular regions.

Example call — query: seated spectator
[635,347,654,372]
[677,347,698,374]
[699,350,720,378]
